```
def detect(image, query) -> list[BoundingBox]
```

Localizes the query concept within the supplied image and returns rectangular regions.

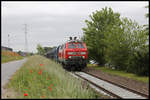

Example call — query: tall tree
[145,5,149,18]
[82,6,149,76]
[105,17,148,71]
[82,7,121,66]
[121,18,149,76]
[36,44,45,55]
[143,5,149,35]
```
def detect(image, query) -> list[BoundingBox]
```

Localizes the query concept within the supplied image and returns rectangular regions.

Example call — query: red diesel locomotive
[45,37,87,71]
[58,37,87,70]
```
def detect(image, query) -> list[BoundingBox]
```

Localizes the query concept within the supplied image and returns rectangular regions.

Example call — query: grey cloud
[2,1,149,53]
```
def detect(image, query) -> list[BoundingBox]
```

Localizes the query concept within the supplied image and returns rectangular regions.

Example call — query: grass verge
[88,64,149,83]
[1,50,24,63]
[5,55,108,99]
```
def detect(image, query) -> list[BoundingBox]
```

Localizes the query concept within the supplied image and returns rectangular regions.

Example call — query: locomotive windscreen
[68,42,85,48]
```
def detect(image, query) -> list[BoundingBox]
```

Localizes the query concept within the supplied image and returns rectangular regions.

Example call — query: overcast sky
[2,1,149,53]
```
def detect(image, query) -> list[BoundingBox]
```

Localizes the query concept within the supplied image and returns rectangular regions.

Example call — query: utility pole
[8,34,10,48]
[24,24,28,53]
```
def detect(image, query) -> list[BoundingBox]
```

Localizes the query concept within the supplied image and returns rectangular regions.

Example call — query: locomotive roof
[67,39,83,43]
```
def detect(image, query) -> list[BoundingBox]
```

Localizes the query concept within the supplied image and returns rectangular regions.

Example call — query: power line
[8,34,10,48]
[24,24,28,53]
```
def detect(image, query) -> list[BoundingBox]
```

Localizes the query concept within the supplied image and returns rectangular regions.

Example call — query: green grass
[6,55,108,99]
[1,51,24,63]
[88,64,149,83]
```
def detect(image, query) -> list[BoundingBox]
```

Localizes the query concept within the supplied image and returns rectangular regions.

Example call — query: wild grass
[6,55,105,99]
[88,64,149,83]
[1,50,24,63]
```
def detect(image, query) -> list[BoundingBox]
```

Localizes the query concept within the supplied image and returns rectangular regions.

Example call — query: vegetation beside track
[5,55,108,99]
[83,7,149,76]
[1,50,24,63]
[87,64,149,83]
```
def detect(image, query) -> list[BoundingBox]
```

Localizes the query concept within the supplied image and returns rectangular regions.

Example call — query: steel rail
[73,72,122,99]
[83,70,149,98]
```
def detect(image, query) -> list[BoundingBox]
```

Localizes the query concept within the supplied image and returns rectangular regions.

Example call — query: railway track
[83,71,149,98]
[70,71,148,99]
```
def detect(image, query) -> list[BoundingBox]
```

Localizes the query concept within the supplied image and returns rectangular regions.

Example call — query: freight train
[45,37,87,71]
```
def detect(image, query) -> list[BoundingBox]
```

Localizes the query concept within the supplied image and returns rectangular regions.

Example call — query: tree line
[82,7,149,76]
[36,44,56,55]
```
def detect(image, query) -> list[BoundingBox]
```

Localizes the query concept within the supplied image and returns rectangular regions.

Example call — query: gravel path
[83,67,149,97]
[1,58,27,94]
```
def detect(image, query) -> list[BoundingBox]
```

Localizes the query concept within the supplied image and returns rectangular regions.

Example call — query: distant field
[1,50,24,63]
[5,55,108,99]
[87,64,149,83]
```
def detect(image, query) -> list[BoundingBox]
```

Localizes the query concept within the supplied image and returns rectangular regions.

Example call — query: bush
[127,46,149,76]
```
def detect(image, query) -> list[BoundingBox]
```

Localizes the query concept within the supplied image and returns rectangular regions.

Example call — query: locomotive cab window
[68,42,85,48]
[68,43,76,48]
[77,43,85,48]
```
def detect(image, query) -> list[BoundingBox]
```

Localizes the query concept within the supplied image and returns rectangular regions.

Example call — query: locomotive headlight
[82,56,85,59]
[69,56,71,58]
[81,52,86,55]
